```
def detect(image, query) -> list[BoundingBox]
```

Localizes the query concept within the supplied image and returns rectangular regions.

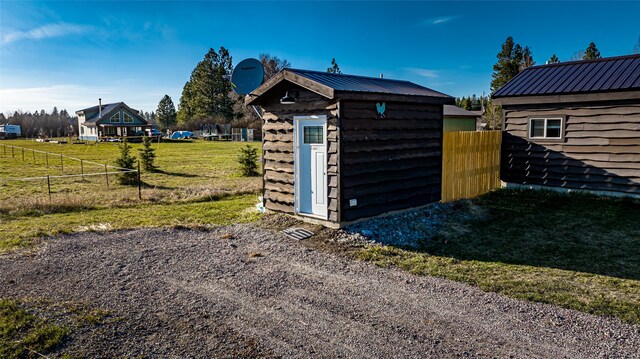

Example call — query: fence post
[60,154,64,172]
[32,149,36,164]
[22,147,24,161]
[12,146,14,158]
[2,144,5,156]
[46,175,52,201]
[137,160,142,200]
[81,159,84,180]
[105,164,109,187]
[45,152,49,168]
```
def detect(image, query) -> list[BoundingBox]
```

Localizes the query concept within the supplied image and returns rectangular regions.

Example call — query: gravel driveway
[1,224,639,358]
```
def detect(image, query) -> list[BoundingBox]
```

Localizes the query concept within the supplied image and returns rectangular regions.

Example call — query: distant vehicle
[0,131,17,140]
[145,128,163,137]
[0,124,21,137]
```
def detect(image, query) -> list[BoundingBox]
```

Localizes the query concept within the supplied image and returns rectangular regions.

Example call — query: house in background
[247,68,454,227]
[493,54,640,196]
[76,99,150,141]
[443,105,481,132]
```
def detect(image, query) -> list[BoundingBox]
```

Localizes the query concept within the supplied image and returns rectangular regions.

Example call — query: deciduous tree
[259,53,291,81]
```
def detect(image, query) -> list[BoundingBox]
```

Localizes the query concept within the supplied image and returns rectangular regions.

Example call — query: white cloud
[1,23,90,45]
[423,15,460,26]
[406,68,439,78]
[0,84,171,115]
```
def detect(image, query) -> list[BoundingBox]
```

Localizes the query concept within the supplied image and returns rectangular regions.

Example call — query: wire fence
[0,143,142,202]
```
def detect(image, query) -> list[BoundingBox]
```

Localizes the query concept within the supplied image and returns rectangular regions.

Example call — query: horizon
[1,0,639,115]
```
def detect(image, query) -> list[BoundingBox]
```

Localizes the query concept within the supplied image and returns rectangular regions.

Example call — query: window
[110,113,120,123]
[106,127,115,135]
[123,113,134,123]
[303,126,323,144]
[529,118,563,139]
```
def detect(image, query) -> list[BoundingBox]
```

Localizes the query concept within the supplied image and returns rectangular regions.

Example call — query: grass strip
[0,299,67,358]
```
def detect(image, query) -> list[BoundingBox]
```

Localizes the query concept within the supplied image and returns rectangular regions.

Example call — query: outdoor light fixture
[280,91,296,105]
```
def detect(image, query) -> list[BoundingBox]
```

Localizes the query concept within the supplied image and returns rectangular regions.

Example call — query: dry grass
[0,140,263,252]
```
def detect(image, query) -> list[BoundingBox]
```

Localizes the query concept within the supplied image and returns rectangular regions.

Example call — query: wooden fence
[441,131,502,202]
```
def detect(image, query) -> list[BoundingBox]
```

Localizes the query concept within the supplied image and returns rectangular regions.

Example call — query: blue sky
[1,1,639,115]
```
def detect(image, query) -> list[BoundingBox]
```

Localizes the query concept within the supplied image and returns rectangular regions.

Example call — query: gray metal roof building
[286,68,452,98]
[494,54,640,98]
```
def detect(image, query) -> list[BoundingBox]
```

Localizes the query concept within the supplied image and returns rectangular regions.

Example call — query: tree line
[154,51,342,132]
[1,108,77,138]
[459,35,640,130]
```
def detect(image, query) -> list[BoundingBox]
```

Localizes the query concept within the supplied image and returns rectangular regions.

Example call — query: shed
[493,54,640,196]
[443,105,481,132]
[247,68,454,227]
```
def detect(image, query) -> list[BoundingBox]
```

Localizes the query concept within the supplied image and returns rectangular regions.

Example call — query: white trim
[110,112,121,123]
[123,112,134,123]
[293,115,329,220]
[529,117,563,139]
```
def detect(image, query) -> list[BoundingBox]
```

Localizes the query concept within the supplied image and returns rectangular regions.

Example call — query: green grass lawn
[356,189,640,324]
[0,139,261,205]
[0,139,263,252]
[0,299,67,358]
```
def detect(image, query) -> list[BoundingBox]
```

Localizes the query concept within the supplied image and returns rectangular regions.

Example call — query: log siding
[340,100,443,221]
[261,88,341,222]
[502,101,640,194]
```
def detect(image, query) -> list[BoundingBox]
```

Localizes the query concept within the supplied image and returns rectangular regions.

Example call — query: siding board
[340,100,442,221]
[502,102,640,194]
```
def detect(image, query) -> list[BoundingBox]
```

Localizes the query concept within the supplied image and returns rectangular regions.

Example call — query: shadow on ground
[345,189,640,281]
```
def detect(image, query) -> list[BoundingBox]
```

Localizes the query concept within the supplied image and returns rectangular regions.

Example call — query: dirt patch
[1,224,638,358]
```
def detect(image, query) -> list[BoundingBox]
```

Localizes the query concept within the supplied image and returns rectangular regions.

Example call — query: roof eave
[336,91,454,104]
[246,70,335,106]
[493,89,640,106]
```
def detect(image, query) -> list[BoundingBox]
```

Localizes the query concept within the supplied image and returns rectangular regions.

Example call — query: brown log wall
[261,89,341,222]
[502,102,640,194]
[340,101,443,222]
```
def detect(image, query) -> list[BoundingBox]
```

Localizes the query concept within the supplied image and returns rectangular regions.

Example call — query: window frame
[110,112,121,123]
[123,112,134,124]
[528,116,565,141]
[303,125,324,144]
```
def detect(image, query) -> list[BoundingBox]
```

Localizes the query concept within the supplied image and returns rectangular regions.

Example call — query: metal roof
[493,54,640,98]
[443,105,481,118]
[287,68,452,99]
[77,102,146,124]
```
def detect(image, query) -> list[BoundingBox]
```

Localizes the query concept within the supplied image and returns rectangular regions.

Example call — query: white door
[295,116,328,219]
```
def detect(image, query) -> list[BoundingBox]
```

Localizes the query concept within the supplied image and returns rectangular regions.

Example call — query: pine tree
[177,47,235,124]
[237,145,259,176]
[491,37,521,93]
[138,136,157,172]
[548,54,560,64]
[156,95,176,132]
[491,37,535,93]
[584,42,602,60]
[115,139,138,185]
[327,58,342,74]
